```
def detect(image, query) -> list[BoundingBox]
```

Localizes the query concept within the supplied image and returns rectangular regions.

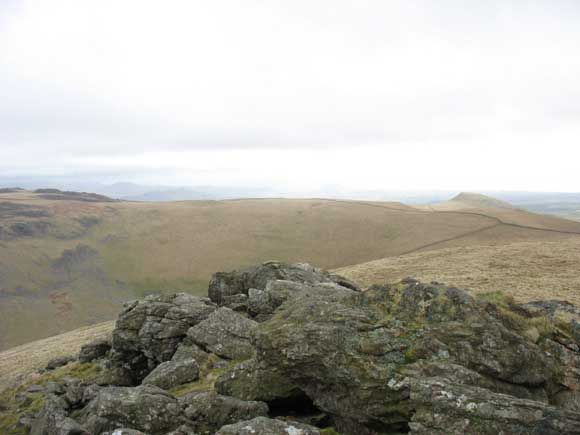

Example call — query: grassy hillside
[1,190,580,349]
[4,236,580,393]
[337,238,580,306]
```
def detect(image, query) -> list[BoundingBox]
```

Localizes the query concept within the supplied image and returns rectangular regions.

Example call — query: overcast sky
[1,0,579,192]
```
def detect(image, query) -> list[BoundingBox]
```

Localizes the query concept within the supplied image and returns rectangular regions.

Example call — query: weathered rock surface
[18,262,580,435]
[408,377,580,434]
[223,279,580,434]
[31,394,90,435]
[100,430,147,435]
[208,261,360,308]
[111,293,216,381]
[215,416,320,435]
[78,385,182,434]
[181,391,268,434]
[215,358,298,402]
[78,337,111,363]
[171,342,210,366]
[187,307,257,360]
[142,359,200,390]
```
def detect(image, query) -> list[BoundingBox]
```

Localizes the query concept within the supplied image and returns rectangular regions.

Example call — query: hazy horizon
[2,1,580,192]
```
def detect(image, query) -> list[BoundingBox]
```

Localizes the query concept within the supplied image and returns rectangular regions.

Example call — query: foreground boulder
[78,385,182,434]
[408,377,580,434]
[18,262,580,435]
[216,416,320,435]
[220,279,580,434]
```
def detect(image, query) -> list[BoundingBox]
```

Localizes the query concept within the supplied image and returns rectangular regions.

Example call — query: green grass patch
[0,363,99,435]
[476,291,515,307]
[477,291,556,340]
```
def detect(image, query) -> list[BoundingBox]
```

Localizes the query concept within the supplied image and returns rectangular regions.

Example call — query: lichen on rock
[5,262,580,435]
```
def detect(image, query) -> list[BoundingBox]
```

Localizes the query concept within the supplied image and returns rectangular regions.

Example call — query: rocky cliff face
[5,262,580,434]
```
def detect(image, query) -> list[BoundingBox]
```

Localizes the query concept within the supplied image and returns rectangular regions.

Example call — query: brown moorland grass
[336,238,580,306]
[0,321,114,393]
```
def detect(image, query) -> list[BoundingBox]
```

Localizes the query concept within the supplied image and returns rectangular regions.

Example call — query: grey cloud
[0,1,579,190]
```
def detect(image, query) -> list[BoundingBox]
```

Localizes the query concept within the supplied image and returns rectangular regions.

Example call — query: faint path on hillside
[226,197,580,256]
[323,198,580,232]
[0,321,114,393]
[321,199,580,256]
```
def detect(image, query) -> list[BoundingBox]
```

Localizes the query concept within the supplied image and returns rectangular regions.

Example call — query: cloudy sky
[1,0,579,192]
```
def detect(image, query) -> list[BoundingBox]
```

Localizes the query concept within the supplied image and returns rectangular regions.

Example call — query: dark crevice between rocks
[266,390,332,428]
[266,390,414,434]
[367,420,411,435]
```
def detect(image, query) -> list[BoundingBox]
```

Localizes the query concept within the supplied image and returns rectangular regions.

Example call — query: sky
[1,0,580,192]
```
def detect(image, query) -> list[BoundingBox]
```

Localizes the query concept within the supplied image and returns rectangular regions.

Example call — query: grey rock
[31,394,90,435]
[94,364,135,386]
[215,416,320,435]
[164,425,199,435]
[215,358,298,402]
[171,343,210,366]
[78,338,111,363]
[248,280,357,321]
[181,391,268,434]
[45,355,75,371]
[187,308,257,360]
[111,293,216,381]
[208,261,360,307]
[27,263,580,435]
[100,430,147,435]
[78,385,181,434]
[408,377,580,434]
[142,358,199,390]
[44,381,66,395]
[244,280,580,433]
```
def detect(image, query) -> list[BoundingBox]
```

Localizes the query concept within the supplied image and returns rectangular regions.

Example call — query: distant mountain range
[1,176,579,219]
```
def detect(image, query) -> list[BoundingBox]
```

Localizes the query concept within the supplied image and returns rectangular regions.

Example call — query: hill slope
[337,238,580,306]
[448,192,516,209]
[1,190,580,349]
[3,237,580,392]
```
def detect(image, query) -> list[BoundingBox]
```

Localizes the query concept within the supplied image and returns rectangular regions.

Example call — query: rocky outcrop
[19,262,580,434]
[208,261,360,308]
[111,293,216,382]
